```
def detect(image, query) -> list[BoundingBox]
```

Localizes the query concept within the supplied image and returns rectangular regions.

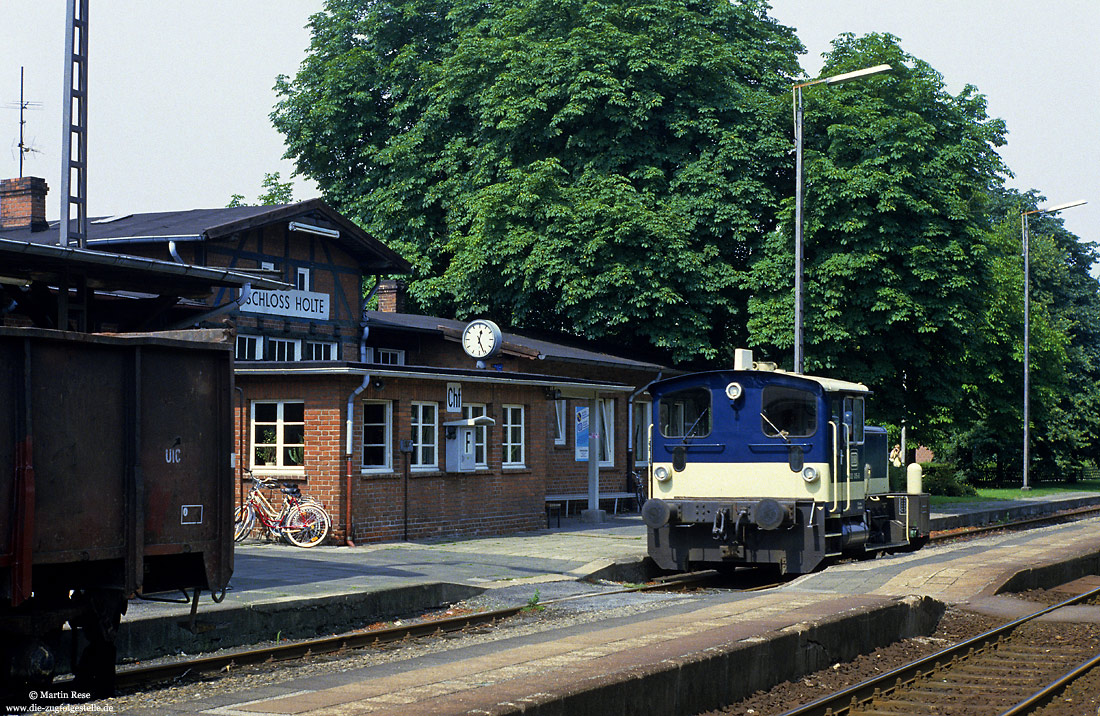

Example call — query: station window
[554,400,567,446]
[597,399,615,467]
[761,386,817,439]
[268,337,300,362]
[296,267,311,291]
[462,403,489,468]
[632,400,652,466]
[251,401,305,472]
[502,404,525,468]
[236,335,263,361]
[659,387,711,439]
[374,348,405,366]
[304,341,337,361]
[411,402,438,470]
[361,400,392,472]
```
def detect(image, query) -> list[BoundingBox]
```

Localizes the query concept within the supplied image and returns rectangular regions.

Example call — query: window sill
[360,469,395,477]
[250,469,306,477]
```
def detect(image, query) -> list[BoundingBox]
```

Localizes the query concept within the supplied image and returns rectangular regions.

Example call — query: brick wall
[237,372,562,543]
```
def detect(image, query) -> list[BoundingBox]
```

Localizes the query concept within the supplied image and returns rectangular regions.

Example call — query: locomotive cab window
[659,387,711,438]
[844,396,865,444]
[761,386,817,438]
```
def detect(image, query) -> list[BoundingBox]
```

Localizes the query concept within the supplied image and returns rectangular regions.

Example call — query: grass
[928,478,1100,505]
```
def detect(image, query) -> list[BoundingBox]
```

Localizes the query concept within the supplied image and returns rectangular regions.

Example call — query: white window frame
[361,400,392,473]
[261,260,275,271]
[236,334,263,361]
[411,402,438,470]
[268,337,301,362]
[462,403,489,469]
[375,348,405,366]
[502,404,525,468]
[598,398,615,467]
[632,400,652,467]
[554,399,567,446]
[250,400,305,474]
[304,340,338,361]
[296,267,311,291]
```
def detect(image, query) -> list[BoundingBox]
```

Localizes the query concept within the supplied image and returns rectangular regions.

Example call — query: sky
[0,1,1097,258]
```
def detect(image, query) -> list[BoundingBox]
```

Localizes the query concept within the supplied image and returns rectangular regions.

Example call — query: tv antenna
[3,67,43,177]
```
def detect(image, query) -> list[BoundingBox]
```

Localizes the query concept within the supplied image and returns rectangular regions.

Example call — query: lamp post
[1021,199,1086,490]
[793,63,892,374]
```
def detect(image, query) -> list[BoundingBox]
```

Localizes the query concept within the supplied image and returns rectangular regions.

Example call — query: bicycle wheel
[281,503,331,548]
[233,504,255,542]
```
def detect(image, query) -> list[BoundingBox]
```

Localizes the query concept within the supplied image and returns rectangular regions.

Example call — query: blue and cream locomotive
[642,350,930,575]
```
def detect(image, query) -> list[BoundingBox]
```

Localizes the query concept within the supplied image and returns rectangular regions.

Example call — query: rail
[778,582,1100,716]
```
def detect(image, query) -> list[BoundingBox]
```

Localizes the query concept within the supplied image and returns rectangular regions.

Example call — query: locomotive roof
[651,368,871,395]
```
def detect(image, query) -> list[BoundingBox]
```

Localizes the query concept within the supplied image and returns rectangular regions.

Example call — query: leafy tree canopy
[745,33,1010,442]
[273,0,803,361]
[948,188,1100,482]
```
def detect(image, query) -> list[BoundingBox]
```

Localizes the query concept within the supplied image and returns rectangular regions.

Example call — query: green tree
[949,189,1100,483]
[226,172,295,207]
[745,33,1010,442]
[273,0,803,361]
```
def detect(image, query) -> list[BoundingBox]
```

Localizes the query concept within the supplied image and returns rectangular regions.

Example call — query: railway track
[779,584,1100,716]
[98,569,731,692]
[927,502,1100,543]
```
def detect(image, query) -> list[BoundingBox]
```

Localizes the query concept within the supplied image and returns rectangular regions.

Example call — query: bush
[919,463,977,497]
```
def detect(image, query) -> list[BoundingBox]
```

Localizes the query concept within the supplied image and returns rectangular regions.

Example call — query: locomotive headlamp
[724,382,743,401]
[802,466,819,483]
[654,466,671,482]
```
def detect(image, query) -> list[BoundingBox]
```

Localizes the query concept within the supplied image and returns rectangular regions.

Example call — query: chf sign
[446,382,463,413]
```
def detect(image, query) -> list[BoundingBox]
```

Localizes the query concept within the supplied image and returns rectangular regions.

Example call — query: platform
[112,492,1100,715]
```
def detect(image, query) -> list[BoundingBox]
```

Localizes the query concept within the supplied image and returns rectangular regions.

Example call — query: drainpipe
[169,282,251,330]
[168,240,184,264]
[344,279,382,546]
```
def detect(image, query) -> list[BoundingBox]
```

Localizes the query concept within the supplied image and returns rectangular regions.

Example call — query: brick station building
[1,177,666,543]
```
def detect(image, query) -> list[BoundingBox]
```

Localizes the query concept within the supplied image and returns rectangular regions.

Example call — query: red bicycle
[233,475,331,548]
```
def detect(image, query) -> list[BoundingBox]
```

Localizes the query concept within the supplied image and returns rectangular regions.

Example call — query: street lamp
[1021,199,1086,489]
[793,63,892,374]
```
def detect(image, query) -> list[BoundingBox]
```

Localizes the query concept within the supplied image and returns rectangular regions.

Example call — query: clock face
[462,319,501,359]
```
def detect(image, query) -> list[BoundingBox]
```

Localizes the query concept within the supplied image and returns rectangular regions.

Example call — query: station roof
[363,311,668,373]
[234,361,637,396]
[2,198,411,274]
[0,237,289,296]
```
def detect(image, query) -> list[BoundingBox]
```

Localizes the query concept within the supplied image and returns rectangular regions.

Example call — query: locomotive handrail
[828,421,839,512]
[747,442,812,451]
[659,443,725,452]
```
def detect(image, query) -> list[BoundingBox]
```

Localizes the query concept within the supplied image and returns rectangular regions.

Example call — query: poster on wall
[575,406,588,461]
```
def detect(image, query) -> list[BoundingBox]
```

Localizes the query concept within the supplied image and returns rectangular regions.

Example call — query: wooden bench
[545,491,638,516]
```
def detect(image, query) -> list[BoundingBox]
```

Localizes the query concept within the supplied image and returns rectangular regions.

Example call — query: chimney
[0,177,49,232]
[376,279,408,313]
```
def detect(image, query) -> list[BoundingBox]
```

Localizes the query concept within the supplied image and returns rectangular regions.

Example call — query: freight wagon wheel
[233,504,256,542]
[71,588,126,699]
[282,503,331,548]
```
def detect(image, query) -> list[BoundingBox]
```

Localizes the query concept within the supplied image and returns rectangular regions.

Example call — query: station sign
[241,289,330,320]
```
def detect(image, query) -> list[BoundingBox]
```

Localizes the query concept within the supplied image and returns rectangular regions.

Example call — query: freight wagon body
[0,326,234,691]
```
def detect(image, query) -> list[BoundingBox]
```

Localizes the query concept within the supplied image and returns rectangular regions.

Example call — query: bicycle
[233,474,331,548]
[627,469,647,512]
